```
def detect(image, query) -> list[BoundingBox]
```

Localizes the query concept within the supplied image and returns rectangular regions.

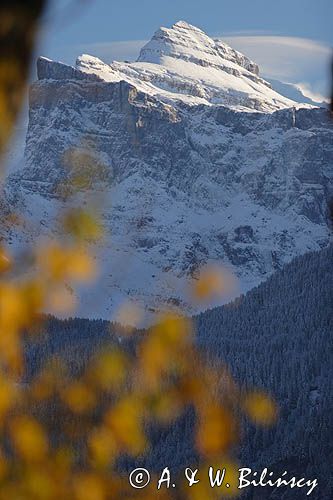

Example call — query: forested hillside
[195,244,333,498]
[24,245,333,498]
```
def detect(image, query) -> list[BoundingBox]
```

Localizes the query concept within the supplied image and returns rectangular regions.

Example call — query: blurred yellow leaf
[62,381,96,414]
[89,426,116,467]
[0,448,8,481]
[139,314,192,387]
[151,389,183,423]
[21,280,45,315]
[0,376,17,419]
[209,460,241,498]
[192,266,236,301]
[140,334,170,385]
[67,250,97,283]
[244,391,278,426]
[0,283,28,329]
[184,479,220,500]
[196,404,236,457]
[37,244,67,281]
[47,284,76,314]
[25,469,54,499]
[10,416,48,462]
[91,351,127,391]
[38,244,97,285]
[73,473,106,500]
[0,247,11,273]
[30,362,66,401]
[105,396,146,455]
[0,324,22,373]
[154,313,192,345]
[63,209,102,242]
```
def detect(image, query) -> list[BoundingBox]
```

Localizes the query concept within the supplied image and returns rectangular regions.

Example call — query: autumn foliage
[0,3,277,498]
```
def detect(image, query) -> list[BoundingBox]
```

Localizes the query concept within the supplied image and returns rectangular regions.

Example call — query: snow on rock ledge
[37,56,102,82]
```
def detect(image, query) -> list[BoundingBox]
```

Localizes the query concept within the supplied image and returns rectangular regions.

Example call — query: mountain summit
[40,21,298,112]
[3,21,333,323]
[136,20,260,72]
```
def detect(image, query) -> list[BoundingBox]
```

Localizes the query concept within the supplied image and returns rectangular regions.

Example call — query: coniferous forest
[23,245,333,499]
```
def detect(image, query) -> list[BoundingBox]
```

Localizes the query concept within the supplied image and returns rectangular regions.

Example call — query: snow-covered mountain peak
[4,19,332,323]
[137,20,259,76]
[173,20,202,30]
[35,21,305,112]
[63,21,299,111]
[137,20,218,64]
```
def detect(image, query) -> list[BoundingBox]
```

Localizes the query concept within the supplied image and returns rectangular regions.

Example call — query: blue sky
[36,0,333,99]
[43,0,332,44]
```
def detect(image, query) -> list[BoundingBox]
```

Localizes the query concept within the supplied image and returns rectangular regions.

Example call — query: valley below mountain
[25,244,333,499]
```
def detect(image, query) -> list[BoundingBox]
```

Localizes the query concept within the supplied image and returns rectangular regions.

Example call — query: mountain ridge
[2,21,333,323]
[38,20,301,112]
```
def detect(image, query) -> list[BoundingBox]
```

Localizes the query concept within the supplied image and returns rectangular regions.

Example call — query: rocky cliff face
[3,21,333,323]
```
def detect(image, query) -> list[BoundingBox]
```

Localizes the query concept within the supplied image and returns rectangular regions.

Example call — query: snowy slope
[73,21,298,112]
[267,78,328,108]
[3,21,333,324]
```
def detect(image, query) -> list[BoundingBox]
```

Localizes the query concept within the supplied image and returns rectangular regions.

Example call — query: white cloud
[222,35,332,99]
[295,82,330,103]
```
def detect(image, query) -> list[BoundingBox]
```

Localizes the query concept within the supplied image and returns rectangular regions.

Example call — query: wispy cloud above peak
[221,35,331,99]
